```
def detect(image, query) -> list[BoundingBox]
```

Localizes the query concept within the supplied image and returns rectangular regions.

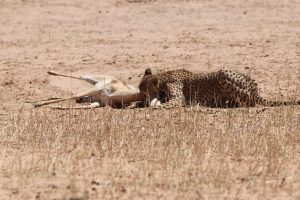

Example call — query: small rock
[91,180,100,185]
[121,187,126,193]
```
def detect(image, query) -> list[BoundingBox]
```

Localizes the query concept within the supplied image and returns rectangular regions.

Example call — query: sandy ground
[0,0,300,199]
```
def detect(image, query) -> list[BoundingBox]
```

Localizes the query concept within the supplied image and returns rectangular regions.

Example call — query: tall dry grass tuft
[0,105,299,199]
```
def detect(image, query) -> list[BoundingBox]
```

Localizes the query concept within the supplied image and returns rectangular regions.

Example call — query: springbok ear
[144,68,152,76]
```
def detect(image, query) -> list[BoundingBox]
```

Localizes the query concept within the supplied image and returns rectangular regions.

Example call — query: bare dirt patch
[0,0,299,199]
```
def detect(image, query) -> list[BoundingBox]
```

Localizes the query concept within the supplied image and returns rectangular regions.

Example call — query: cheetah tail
[256,96,300,107]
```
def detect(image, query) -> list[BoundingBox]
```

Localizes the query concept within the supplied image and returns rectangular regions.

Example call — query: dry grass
[0,105,299,199]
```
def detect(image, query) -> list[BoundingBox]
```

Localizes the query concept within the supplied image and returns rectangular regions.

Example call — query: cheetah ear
[144,68,152,76]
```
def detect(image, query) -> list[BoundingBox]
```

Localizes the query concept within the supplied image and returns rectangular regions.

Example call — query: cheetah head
[138,68,160,99]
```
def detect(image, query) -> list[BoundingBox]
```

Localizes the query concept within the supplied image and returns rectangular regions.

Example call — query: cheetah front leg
[156,82,185,109]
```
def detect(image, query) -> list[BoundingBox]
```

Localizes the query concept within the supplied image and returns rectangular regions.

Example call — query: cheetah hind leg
[222,79,256,107]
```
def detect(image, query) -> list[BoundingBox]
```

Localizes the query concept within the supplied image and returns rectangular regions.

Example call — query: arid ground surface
[0,0,300,199]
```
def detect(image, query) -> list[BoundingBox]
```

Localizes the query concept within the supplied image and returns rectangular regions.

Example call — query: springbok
[31,71,157,109]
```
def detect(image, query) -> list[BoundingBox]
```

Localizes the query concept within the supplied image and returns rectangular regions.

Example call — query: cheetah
[138,68,300,108]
